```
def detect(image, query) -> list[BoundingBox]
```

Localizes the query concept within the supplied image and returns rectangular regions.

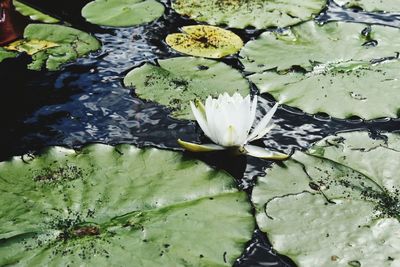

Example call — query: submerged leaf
[13,0,60,23]
[334,0,400,12]
[123,57,250,119]
[252,131,400,267]
[0,144,254,266]
[82,0,165,27]
[240,21,400,73]
[166,25,243,58]
[250,60,400,120]
[172,0,327,29]
[5,39,59,55]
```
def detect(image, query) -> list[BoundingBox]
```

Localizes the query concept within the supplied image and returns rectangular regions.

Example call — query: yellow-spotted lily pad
[166,25,243,58]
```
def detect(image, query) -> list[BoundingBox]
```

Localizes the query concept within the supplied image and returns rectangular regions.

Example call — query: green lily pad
[252,131,400,267]
[0,144,254,266]
[172,0,327,29]
[82,0,165,27]
[12,24,100,71]
[0,47,18,63]
[14,0,60,23]
[123,57,250,120]
[334,0,400,12]
[166,25,243,58]
[250,59,400,120]
[240,21,400,73]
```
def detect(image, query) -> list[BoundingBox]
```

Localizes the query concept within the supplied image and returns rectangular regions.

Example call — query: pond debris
[33,165,84,184]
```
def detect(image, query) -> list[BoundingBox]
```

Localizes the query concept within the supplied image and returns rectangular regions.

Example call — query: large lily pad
[123,57,250,120]
[334,0,400,12]
[252,131,400,267]
[166,25,243,58]
[0,144,254,266]
[172,0,327,29]
[240,21,400,73]
[82,0,165,27]
[14,0,60,23]
[250,59,400,120]
[8,24,100,71]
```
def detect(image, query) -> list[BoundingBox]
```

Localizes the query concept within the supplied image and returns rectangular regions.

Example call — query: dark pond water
[1,0,400,266]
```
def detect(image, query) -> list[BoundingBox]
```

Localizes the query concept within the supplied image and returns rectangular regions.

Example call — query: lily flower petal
[249,123,276,143]
[178,139,225,152]
[243,145,289,160]
[235,94,254,145]
[190,100,213,140]
[246,102,279,142]
[204,95,221,145]
[248,95,258,132]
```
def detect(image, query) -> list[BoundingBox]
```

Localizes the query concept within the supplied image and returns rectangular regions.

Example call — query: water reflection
[318,0,400,28]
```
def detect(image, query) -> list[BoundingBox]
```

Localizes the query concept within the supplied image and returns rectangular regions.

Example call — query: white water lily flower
[178,93,288,159]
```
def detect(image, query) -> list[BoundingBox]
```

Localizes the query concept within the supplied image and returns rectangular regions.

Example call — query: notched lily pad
[172,0,327,29]
[240,21,400,73]
[250,59,400,120]
[123,57,250,119]
[166,25,243,58]
[252,131,400,267]
[334,0,400,12]
[82,0,165,27]
[7,23,101,71]
[0,144,254,266]
[14,0,60,23]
